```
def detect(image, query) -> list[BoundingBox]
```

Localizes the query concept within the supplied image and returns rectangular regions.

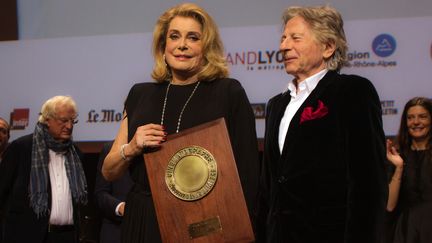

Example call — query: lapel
[280,71,338,160]
[265,91,291,163]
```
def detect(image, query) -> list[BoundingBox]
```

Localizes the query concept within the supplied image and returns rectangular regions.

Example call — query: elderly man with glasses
[0,95,87,243]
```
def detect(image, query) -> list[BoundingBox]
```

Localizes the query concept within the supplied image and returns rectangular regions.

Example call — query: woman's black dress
[120,78,260,243]
[392,150,432,243]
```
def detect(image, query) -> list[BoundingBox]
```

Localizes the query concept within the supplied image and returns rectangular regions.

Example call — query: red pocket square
[300,100,329,124]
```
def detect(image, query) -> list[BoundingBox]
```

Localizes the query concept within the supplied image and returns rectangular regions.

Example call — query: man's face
[279,16,335,82]
[45,105,77,142]
[0,119,9,149]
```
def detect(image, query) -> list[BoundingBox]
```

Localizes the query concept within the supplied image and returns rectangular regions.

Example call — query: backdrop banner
[1,17,432,140]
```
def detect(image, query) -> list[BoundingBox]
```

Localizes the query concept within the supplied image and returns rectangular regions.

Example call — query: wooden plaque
[144,118,254,243]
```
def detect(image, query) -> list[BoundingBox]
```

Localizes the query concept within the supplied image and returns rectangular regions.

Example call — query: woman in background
[386,97,432,243]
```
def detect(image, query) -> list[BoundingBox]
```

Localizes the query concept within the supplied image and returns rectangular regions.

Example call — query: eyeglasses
[54,117,79,125]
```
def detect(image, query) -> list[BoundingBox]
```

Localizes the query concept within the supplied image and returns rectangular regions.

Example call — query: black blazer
[0,134,83,243]
[94,142,133,243]
[256,71,388,243]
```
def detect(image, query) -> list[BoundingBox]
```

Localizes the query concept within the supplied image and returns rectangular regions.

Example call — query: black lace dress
[120,78,260,243]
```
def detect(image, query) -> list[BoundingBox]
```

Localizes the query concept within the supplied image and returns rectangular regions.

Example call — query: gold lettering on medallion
[165,146,217,201]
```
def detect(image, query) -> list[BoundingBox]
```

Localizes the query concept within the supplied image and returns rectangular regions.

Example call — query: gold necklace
[160,81,201,133]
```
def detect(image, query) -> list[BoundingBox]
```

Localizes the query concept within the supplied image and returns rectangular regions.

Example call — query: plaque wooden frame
[144,118,254,243]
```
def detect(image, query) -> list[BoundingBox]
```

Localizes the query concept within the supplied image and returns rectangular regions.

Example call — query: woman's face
[406,105,431,141]
[164,16,203,80]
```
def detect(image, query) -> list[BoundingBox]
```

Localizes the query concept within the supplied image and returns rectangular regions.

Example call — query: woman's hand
[127,123,166,156]
[386,139,404,168]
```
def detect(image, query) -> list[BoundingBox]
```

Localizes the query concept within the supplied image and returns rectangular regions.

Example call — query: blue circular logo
[372,34,397,57]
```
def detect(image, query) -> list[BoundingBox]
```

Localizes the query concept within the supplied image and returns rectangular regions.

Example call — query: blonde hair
[282,5,347,71]
[38,96,77,123]
[151,2,229,82]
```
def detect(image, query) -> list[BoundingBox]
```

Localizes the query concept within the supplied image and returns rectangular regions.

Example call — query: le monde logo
[86,109,122,123]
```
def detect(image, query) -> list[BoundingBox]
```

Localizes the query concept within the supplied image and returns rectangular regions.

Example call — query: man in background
[0,95,87,243]
[94,141,132,243]
[0,117,10,162]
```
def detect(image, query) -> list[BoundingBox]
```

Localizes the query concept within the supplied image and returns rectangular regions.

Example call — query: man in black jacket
[256,6,387,243]
[94,141,132,243]
[0,95,87,243]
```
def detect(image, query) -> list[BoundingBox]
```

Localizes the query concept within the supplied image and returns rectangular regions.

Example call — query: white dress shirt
[48,149,74,225]
[278,69,328,153]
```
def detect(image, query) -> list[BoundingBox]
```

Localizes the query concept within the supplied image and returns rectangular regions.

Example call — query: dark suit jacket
[94,142,133,243]
[256,71,388,243]
[0,134,83,243]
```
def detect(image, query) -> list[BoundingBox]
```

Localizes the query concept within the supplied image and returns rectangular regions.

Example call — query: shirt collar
[284,69,328,96]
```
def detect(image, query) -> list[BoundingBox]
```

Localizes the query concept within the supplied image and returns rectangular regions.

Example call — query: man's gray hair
[38,96,77,123]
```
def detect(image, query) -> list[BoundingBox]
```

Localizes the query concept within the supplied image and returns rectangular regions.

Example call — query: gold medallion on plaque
[165,146,217,201]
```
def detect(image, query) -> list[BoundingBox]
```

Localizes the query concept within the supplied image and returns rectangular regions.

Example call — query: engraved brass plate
[188,216,222,239]
[165,146,217,201]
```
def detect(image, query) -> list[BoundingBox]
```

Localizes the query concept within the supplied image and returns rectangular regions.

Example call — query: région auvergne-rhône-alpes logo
[372,33,397,57]
[344,33,397,68]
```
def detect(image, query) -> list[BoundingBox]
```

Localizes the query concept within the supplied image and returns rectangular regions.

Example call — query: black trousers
[46,225,78,243]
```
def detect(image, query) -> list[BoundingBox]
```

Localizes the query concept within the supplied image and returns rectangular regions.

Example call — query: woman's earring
[163,54,167,67]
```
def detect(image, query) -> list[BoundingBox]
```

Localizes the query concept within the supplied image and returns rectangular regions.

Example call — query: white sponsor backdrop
[1,17,431,141]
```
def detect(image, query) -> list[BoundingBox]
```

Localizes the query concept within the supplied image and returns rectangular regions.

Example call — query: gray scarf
[29,122,87,217]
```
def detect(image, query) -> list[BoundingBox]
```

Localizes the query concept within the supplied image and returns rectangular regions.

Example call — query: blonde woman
[102,3,260,242]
